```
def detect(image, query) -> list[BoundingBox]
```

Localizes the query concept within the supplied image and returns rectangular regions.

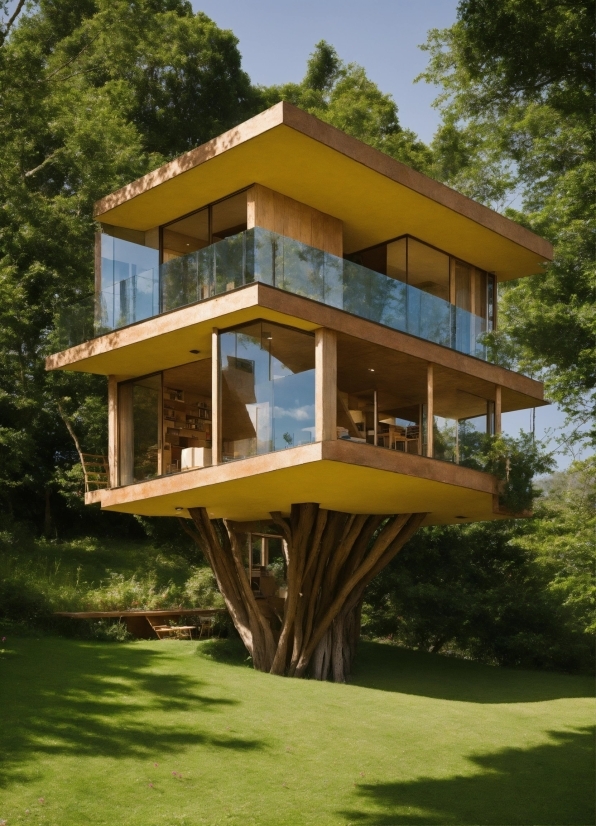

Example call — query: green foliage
[517,457,596,637]
[0,528,220,639]
[0,0,263,536]
[482,432,555,512]
[262,40,433,173]
[419,0,596,443]
[363,460,595,672]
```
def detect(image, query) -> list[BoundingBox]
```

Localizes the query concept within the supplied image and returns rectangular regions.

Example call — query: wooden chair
[198,617,214,639]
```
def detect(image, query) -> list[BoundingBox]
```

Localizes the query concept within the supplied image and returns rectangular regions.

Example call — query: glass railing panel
[452,305,488,359]
[55,226,493,363]
[53,293,96,350]
[251,227,275,286]
[214,231,249,294]
[161,251,200,311]
[276,233,326,301]
[100,235,159,292]
[343,259,404,326]
[406,287,452,348]
[101,270,159,329]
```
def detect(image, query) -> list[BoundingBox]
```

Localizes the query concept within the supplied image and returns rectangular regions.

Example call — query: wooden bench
[54,608,224,639]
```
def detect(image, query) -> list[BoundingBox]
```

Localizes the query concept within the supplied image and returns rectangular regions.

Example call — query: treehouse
[46,103,552,680]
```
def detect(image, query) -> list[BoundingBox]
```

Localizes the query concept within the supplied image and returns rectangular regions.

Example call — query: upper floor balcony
[58,225,496,362]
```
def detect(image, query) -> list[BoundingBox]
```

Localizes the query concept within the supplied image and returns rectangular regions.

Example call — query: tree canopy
[262,40,433,173]
[0,0,262,532]
[420,0,595,446]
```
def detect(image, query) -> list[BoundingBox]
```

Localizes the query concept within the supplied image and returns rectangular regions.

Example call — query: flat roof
[95,102,552,282]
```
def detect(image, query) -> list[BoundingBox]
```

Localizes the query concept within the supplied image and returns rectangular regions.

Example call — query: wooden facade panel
[249,184,343,255]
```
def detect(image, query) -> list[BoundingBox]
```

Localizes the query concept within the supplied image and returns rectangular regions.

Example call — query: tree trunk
[185,504,426,681]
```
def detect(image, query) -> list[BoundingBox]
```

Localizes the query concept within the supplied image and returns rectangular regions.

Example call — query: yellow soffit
[94,103,553,282]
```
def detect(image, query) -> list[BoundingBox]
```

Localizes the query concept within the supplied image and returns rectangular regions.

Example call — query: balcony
[56,227,492,360]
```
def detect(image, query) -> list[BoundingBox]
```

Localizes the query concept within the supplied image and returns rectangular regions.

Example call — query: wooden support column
[315,328,337,442]
[495,385,502,436]
[426,364,434,458]
[212,328,222,464]
[107,376,118,488]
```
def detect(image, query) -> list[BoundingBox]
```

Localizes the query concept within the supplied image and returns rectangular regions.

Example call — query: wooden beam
[495,385,502,436]
[427,363,434,458]
[315,328,337,442]
[212,327,221,464]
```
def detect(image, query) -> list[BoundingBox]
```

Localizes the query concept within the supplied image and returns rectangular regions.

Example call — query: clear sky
[193,0,458,143]
[192,0,588,469]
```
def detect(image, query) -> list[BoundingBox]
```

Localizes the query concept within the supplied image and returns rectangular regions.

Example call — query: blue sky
[193,0,458,144]
[196,1,588,468]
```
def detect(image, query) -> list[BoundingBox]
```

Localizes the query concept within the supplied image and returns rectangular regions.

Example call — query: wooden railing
[81,453,109,492]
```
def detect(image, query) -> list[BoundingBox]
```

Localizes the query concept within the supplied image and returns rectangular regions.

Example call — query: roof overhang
[94,102,552,282]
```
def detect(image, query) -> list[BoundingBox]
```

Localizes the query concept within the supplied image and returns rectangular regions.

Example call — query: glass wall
[433,390,495,468]
[220,321,315,461]
[100,235,159,330]
[336,335,425,454]
[118,374,161,485]
[162,191,247,260]
[347,235,492,329]
[162,361,212,474]
[160,191,249,308]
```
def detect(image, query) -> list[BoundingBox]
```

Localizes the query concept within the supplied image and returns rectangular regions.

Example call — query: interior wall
[247,184,343,256]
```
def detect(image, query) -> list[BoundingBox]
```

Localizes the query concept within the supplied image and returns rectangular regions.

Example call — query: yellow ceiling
[92,446,502,526]
[95,116,552,282]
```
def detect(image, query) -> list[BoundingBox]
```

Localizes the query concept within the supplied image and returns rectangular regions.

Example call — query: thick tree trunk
[184,504,425,681]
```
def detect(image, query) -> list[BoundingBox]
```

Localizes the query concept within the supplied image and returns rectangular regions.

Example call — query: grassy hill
[0,635,593,825]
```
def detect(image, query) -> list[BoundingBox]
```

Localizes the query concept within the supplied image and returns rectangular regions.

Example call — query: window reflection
[118,374,161,485]
[347,235,492,324]
[220,321,315,461]
[162,191,248,263]
[407,238,450,302]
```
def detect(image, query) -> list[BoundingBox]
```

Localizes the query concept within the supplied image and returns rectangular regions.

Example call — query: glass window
[386,238,407,283]
[433,389,490,466]
[220,321,315,461]
[349,244,387,275]
[162,208,209,263]
[162,360,212,474]
[474,268,488,320]
[487,274,496,330]
[119,374,161,485]
[211,191,248,241]
[454,260,472,313]
[408,238,450,302]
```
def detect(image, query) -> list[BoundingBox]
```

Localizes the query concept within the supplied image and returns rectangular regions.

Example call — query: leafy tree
[419,0,596,445]
[262,40,433,173]
[0,0,262,534]
[518,457,596,638]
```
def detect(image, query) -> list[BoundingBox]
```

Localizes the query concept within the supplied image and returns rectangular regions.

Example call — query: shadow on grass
[196,636,253,667]
[340,727,595,826]
[351,641,594,704]
[0,637,265,789]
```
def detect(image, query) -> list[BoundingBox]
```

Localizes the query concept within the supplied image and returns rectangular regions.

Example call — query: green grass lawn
[0,636,593,826]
